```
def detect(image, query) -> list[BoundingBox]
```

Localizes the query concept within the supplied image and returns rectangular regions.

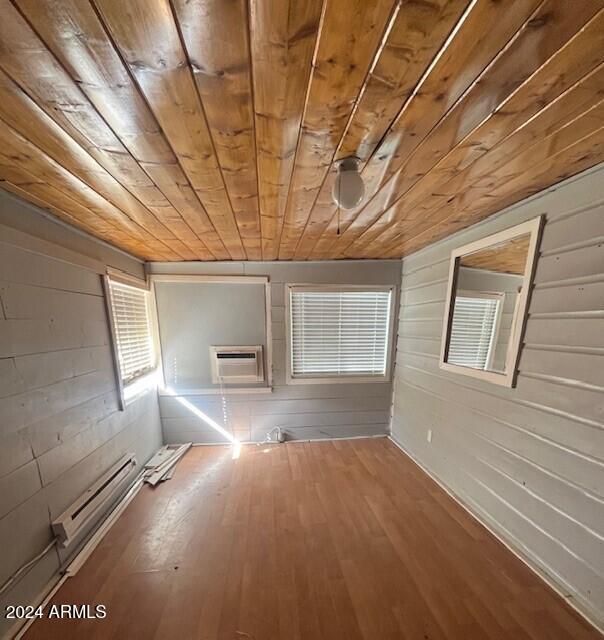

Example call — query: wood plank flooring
[25,438,601,639]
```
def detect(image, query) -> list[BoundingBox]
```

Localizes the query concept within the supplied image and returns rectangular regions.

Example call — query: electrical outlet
[427,429,432,443]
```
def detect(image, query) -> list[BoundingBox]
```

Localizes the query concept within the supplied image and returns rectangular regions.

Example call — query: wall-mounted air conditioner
[52,453,137,547]
[210,345,264,384]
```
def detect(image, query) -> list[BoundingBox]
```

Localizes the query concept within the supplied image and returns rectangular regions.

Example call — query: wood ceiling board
[370,71,604,258]
[323,2,604,259]
[364,0,603,237]
[172,0,262,260]
[0,0,185,239]
[0,69,210,261]
[139,163,230,260]
[448,107,604,214]
[460,235,531,275]
[14,0,220,260]
[304,0,547,261]
[92,0,248,260]
[276,0,397,259]
[395,129,604,258]
[337,0,471,164]
[293,0,471,260]
[14,0,175,165]
[0,167,114,237]
[250,0,323,261]
[0,0,602,262]
[357,0,545,195]
[378,92,597,255]
[0,177,108,237]
[387,107,604,258]
[0,167,159,260]
[0,126,141,242]
[432,8,604,176]
[0,122,180,259]
[0,0,210,260]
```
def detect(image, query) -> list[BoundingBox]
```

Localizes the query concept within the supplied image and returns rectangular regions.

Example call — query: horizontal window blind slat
[108,279,154,384]
[447,295,500,370]
[290,289,391,378]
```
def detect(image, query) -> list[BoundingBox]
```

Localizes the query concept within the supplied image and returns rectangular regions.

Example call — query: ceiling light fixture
[332,157,365,210]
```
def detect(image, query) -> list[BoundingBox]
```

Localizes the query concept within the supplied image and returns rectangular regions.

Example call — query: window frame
[439,215,544,388]
[285,284,397,385]
[149,274,273,396]
[103,271,158,409]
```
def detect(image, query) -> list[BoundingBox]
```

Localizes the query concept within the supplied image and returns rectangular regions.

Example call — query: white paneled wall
[391,164,604,628]
[149,261,401,443]
[0,195,163,636]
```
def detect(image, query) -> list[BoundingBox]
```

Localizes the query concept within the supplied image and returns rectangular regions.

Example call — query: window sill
[158,386,272,397]
[122,370,160,407]
[286,375,390,385]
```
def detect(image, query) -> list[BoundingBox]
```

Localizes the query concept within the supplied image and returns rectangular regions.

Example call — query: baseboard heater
[52,453,137,547]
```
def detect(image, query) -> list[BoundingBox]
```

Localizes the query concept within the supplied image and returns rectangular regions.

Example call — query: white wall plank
[392,164,604,626]
[152,261,401,444]
[0,211,162,636]
[0,243,103,295]
[0,461,41,520]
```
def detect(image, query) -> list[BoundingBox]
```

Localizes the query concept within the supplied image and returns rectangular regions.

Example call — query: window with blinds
[447,294,501,370]
[107,279,154,385]
[288,287,392,379]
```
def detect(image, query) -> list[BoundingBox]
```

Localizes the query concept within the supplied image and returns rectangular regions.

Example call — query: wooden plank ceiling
[0,0,602,262]
[460,234,531,275]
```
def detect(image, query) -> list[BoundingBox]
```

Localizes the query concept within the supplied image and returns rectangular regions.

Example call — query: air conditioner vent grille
[210,345,264,384]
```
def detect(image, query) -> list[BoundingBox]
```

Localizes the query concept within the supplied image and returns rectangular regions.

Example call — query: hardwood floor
[25,438,600,639]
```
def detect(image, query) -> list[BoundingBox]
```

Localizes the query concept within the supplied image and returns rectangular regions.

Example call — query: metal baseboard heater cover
[52,453,137,547]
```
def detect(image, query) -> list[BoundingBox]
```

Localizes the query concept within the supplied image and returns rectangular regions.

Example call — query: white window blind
[108,280,154,384]
[289,288,391,378]
[447,295,500,370]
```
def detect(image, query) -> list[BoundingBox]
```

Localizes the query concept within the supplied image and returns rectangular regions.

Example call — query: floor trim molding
[187,433,389,447]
